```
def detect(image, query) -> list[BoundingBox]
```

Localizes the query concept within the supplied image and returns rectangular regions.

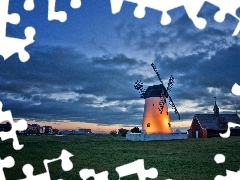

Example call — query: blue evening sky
[1,0,240,132]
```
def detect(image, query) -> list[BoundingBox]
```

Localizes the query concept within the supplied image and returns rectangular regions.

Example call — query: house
[21,124,40,135]
[188,99,240,138]
[52,129,59,135]
[40,126,45,134]
[29,124,40,134]
[44,126,53,135]
[16,123,59,135]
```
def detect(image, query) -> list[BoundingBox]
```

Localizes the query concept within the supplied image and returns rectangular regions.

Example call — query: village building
[188,98,240,138]
[44,125,53,135]
[17,124,59,135]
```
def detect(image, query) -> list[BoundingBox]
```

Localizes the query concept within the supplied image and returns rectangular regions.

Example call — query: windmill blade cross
[167,75,174,92]
[134,80,146,98]
[168,95,180,120]
[134,80,143,90]
[151,63,163,84]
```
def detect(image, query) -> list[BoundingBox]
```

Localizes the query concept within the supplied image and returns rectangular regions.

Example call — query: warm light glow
[142,97,172,134]
[15,115,191,134]
[21,120,129,133]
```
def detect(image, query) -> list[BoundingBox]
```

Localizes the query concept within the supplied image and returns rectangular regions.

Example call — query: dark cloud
[109,3,240,124]
[114,2,240,60]
[1,1,240,129]
[0,45,148,125]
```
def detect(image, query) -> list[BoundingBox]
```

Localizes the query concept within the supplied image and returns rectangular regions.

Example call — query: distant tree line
[110,127,141,137]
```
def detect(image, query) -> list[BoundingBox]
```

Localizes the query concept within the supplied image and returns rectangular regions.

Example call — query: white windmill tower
[134,63,180,134]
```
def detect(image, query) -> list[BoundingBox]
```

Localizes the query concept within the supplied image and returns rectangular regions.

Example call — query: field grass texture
[1,135,240,180]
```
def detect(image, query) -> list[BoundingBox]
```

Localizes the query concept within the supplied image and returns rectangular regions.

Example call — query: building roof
[143,84,168,99]
[194,114,240,130]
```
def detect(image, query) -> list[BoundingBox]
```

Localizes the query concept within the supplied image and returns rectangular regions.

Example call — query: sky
[1,0,240,132]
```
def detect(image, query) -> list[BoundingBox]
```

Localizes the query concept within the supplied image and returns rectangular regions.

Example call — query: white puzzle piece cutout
[220,122,240,138]
[24,0,35,11]
[79,169,109,180]
[110,0,240,35]
[0,156,15,180]
[48,0,82,22]
[20,149,74,180]
[0,101,27,150]
[214,155,240,180]
[0,0,82,62]
[0,0,35,62]
[215,170,240,180]
[232,83,240,96]
[116,159,158,180]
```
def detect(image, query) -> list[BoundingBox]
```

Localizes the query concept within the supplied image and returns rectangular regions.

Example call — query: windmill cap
[143,84,167,99]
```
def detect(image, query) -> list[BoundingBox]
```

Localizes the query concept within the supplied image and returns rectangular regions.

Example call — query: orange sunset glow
[23,120,134,133]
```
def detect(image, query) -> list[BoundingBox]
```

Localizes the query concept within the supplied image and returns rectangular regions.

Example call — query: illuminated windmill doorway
[134,63,180,134]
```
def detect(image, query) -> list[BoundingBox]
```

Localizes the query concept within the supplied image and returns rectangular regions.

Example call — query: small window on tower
[153,104,154,106]
[147,123,150,127]
[168,123,171,127]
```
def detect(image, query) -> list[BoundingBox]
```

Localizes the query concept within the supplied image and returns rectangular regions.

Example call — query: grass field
[1,135,240,180]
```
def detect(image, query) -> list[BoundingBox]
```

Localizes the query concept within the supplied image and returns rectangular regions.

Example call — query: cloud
[110,3,240,123]
[2,40,237,125]
[0,45,148,125]
[114,3,240,61]
[1,2,240,129]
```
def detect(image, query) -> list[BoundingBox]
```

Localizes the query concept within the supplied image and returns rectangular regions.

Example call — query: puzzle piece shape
[48,0,82,22]
[116,159,158,180]
[232,83,240,96]
[207,0,240,36]
[0,101,27,150]
[24,0,35,11]
[214,154,225,164]
[26,0,82,21]
[0,0,36,62]
[48,0,67,22]
[0,156,15,180]
[70,0,82,9]
[1,0,83,61]
[220,122,240,138]
[207,0,240,22]
[20,149,73,180]
[110,0,240,35]
[79,169,109,180]
[215,170,240,180]
[110,0,206,28]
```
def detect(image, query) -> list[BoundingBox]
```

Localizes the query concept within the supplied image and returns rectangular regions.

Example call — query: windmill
[134,63,180,134]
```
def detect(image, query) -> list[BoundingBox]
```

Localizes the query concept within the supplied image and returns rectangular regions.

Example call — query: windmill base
[126,130,188,141]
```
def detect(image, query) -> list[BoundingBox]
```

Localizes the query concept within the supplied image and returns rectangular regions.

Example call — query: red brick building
[188,100,240,138]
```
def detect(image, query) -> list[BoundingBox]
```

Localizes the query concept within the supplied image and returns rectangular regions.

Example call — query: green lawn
[1,135,240,180]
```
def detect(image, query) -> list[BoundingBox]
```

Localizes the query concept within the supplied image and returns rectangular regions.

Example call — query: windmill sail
[151,63,180,120]
[168,95,180,120]
[151,63,163,84]
[167,75,174,92]
[133,63,181,134]
[134,80,146,98]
